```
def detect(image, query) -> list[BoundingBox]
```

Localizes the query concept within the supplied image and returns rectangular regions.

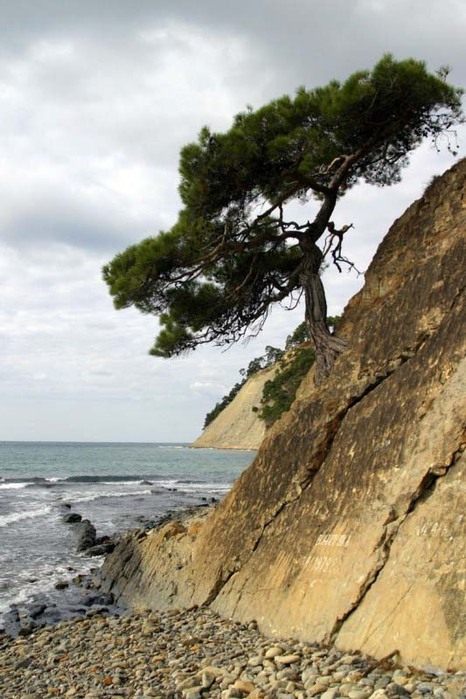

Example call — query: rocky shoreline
[0,502,217,638]
[2,504,464,698]
[0,503,122,639]
[1,604,465,699]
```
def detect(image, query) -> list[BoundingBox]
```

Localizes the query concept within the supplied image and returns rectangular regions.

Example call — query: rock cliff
[101,160,466,670]
[192,365,275,450]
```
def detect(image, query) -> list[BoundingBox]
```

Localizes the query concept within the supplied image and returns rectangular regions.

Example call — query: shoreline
[1,604,465,699]
[2,504,465,697]
[0,501,217,639]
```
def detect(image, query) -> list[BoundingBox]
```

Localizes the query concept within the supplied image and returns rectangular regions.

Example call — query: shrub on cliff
[254,345,316,427]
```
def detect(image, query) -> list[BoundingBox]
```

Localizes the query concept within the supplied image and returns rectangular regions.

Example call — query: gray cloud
[0,0,464,440]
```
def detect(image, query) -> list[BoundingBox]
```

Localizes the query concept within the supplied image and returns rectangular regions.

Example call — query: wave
[0,505,52,528]
[3,474,229,487]
[2,474,169,486]
[61,474,179,484]
[0,557,99,619]
[176,484,229,494]
[63,482,229,504]
[64,488,154,505]
[176,478,205,484]
[64,475,148,483]
[155,444,188,450]
[0,482,29,490]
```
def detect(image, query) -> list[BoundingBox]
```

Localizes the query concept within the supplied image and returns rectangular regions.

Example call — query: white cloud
[0,1,464,440]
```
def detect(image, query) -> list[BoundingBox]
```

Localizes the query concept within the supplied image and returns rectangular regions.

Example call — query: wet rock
[63,512,82,523]
[84,542,115,557]
[74,519,96,552]
[54,580,69,590]
[81,592,114,607]
[28,603,47,619]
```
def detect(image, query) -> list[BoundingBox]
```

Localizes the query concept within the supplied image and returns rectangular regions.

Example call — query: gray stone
[74,519,97,552]
[321,689,341,699]
[64,513,82,523]
[275,653,301,665]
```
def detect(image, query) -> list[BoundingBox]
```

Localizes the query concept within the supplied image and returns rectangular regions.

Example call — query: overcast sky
[0,0,464,442]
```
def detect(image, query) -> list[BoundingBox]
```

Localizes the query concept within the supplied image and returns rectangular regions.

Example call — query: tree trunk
[300,249,347,384]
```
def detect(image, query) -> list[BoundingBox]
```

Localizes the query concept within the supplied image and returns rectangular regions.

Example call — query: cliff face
[102,160,466,670]
[192,365,275,450]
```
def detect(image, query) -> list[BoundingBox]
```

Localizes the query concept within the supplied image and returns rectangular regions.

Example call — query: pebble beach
[1,605,465,699]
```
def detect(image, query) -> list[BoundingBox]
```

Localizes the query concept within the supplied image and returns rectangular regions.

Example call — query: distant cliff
[192,365,276,450]
[102,160,466,670]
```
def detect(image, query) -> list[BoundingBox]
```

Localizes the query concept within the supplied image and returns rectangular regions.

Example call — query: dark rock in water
[99,593,114,606]
[85,542,115,557]
[3,607,20,627]
[64,512,82,523]
[94,535,112,545]
[82,533,116,557]
[55,580,69,590]
[1,572,124,638]
[74,519,96,552]
[72,574,97,589]
[82,592,114,607]
[29,603,47,619]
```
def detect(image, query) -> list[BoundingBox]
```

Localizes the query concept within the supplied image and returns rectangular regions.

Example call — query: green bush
[256,345,316,427]
[203,380,246,429]
[202,318,339,429]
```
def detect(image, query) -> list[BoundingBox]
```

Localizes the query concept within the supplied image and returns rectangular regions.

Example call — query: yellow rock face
[101,159,466,671]
[191,365,277,450]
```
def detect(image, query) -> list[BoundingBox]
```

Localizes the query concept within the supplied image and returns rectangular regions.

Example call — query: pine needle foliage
[103,56,463,379]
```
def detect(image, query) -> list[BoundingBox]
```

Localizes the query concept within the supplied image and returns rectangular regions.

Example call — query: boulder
[85,542,115,557]
[54,580,69,590]
[63,512,82,523]
[74,519,96,552]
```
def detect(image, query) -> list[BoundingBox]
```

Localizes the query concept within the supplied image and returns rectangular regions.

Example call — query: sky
[0,0,465,443]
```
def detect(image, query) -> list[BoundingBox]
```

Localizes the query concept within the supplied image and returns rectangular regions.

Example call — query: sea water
[0,441,254,628]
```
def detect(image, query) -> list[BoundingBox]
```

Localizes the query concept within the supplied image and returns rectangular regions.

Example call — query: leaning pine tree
[104,56,463,383]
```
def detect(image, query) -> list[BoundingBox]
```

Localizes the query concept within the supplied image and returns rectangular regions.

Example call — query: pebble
[0,607,464,699]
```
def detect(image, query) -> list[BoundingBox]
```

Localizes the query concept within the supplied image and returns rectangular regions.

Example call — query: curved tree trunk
[300,248,347,384]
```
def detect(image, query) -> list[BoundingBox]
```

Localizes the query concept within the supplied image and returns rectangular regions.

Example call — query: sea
[0,441,254,632]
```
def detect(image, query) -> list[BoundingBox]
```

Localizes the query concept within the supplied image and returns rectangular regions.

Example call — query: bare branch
[321,221,362,274]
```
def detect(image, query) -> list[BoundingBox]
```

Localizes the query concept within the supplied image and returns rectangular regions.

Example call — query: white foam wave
[0,557,99,619]
[0,505,53,528]
[174,482,231,493]
[67,488,153,504]
[0,482,29,490]
[63,481,229,504]
[156,445,187,450]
